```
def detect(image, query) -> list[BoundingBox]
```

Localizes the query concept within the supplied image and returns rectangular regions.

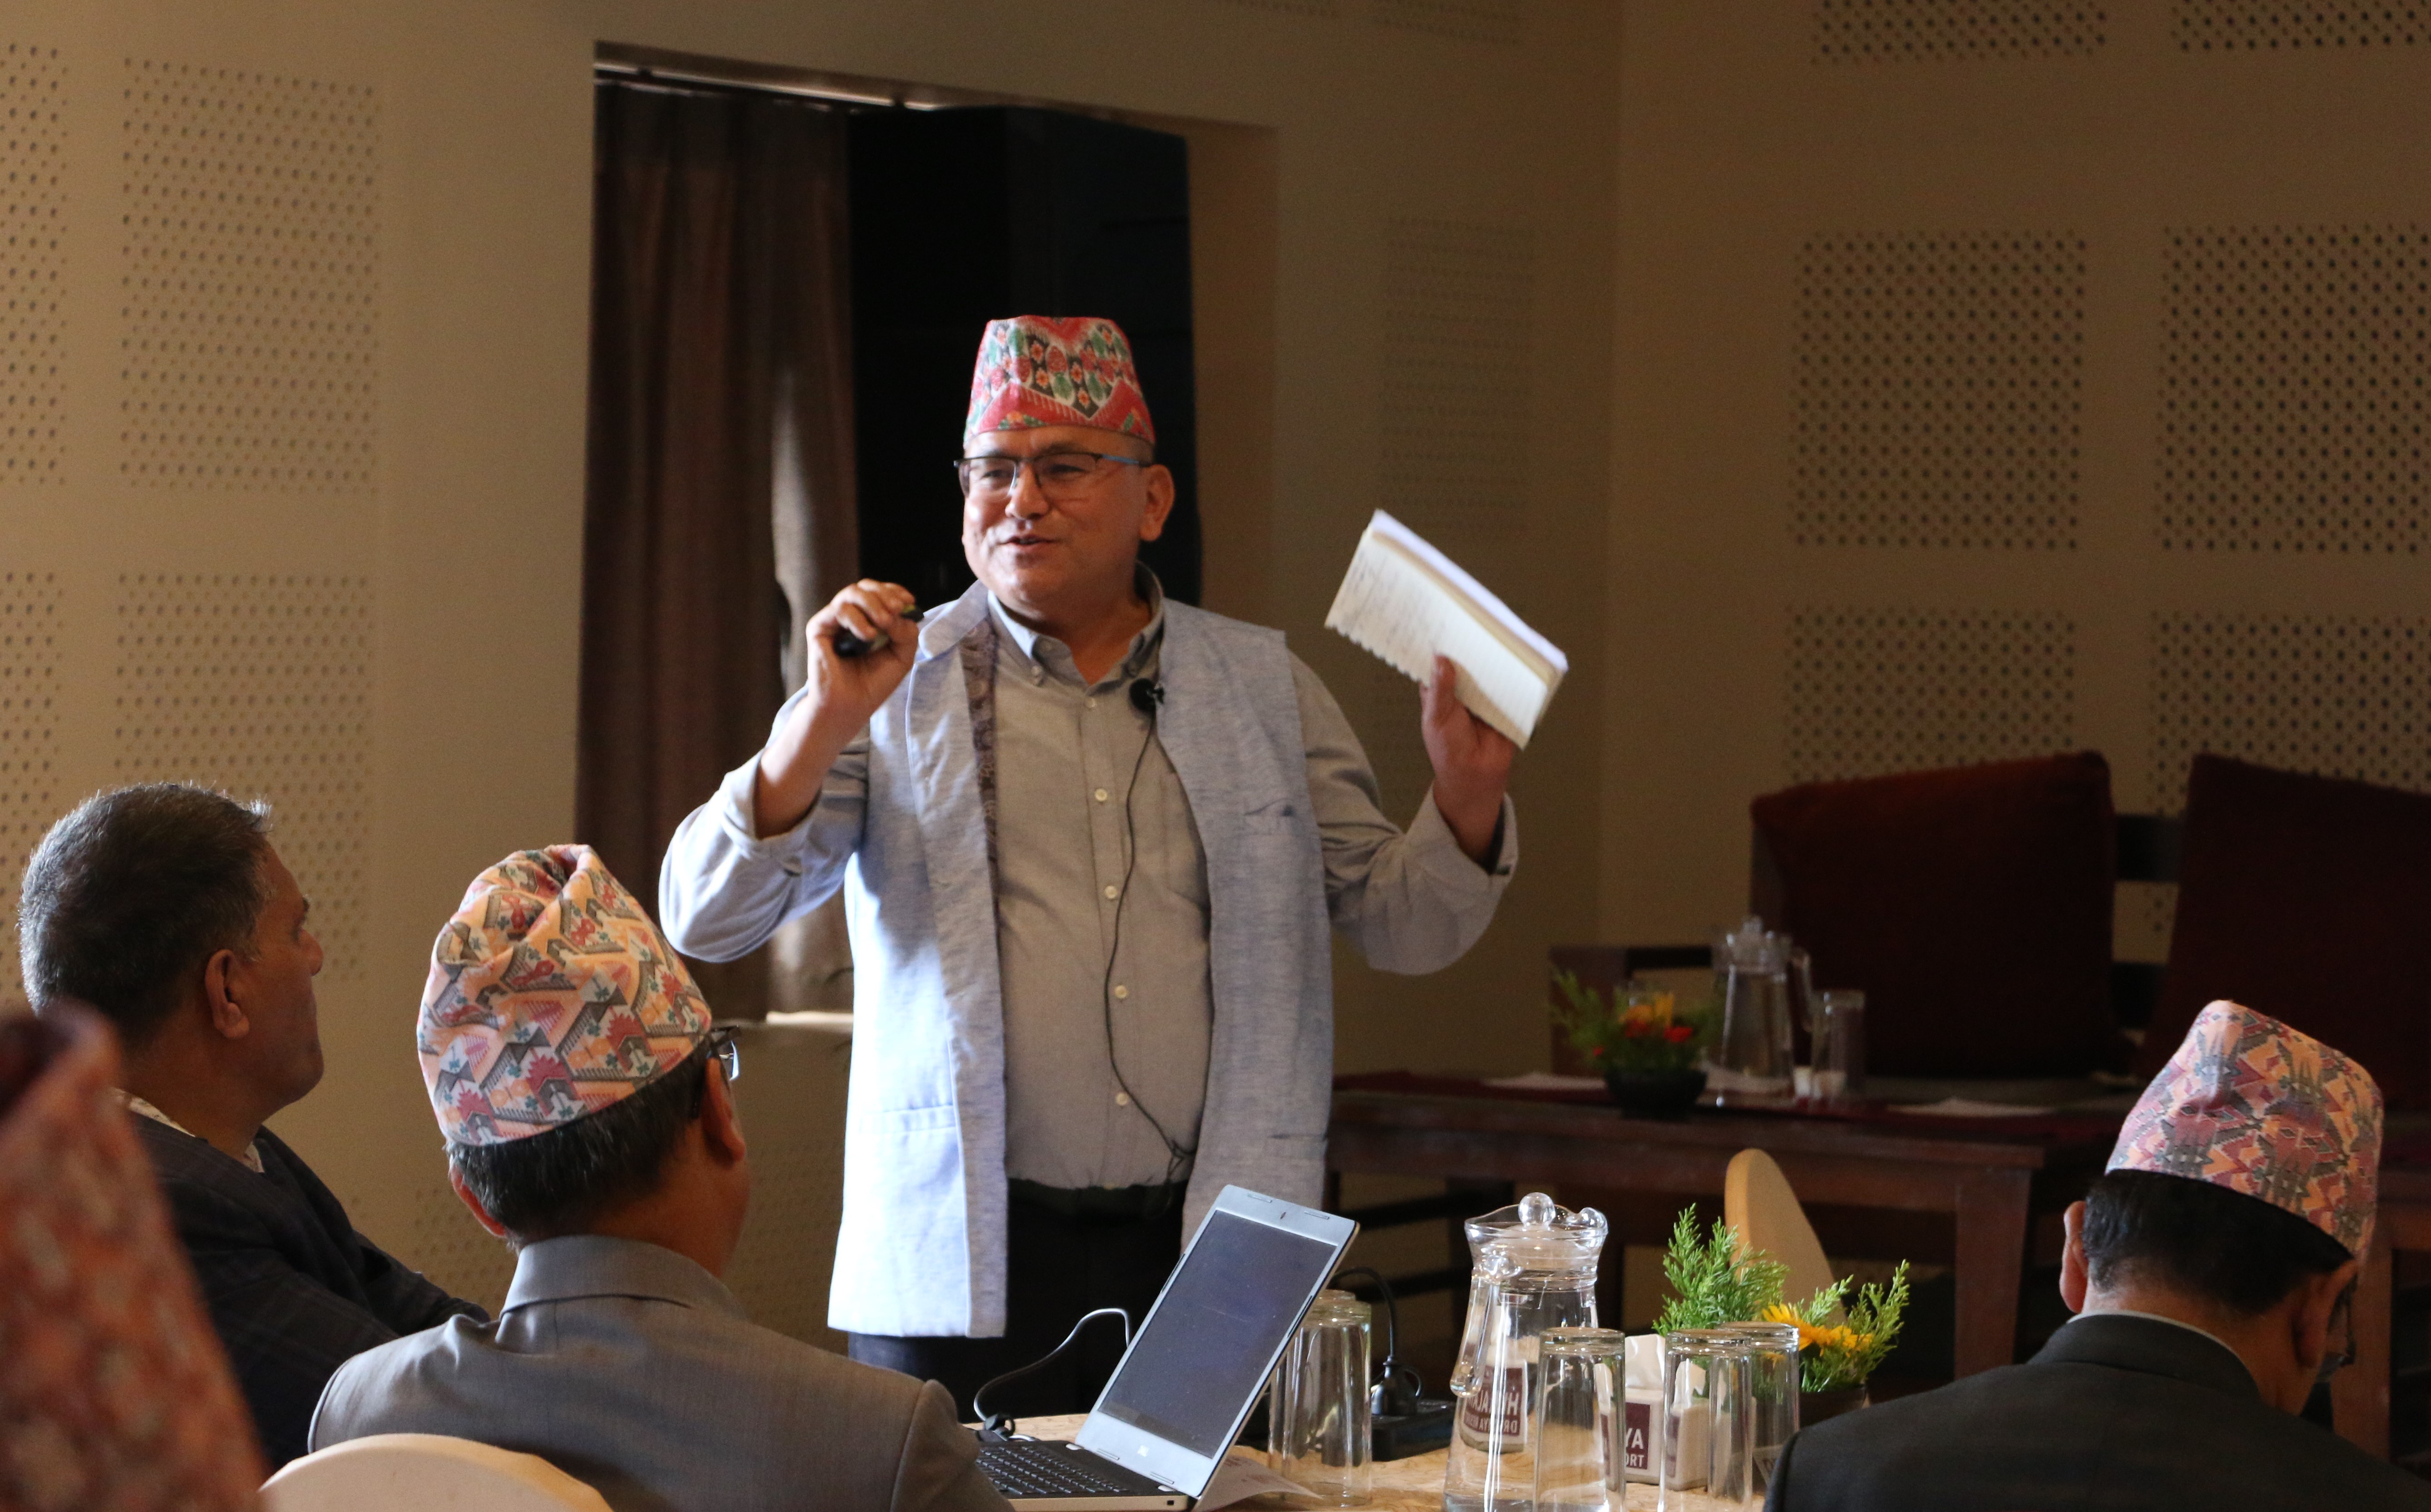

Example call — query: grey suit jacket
[310,1235,1011,1512]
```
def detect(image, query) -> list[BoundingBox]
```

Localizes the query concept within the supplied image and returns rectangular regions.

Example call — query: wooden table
[1328,1084,2118,1380]
[2341,1164,2427,1461]
[1014,1415,1662,1512]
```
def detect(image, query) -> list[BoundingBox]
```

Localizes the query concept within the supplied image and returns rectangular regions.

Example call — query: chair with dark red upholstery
[2138,754,2431,1110]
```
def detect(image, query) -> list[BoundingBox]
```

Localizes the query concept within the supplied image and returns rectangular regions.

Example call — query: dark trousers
[849,1185,1186,1422]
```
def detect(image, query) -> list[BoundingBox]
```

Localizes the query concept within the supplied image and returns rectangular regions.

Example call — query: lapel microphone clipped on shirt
[1128,679,1164,718]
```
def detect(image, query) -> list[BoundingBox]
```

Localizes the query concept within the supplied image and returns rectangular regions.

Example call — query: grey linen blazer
[1766,1313,2431,1512]
[310,1235,1011,1512]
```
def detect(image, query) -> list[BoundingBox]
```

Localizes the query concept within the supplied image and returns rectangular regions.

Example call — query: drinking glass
[1813,991,1866,1103]
[1271,1290,1373,1508]
[1656,1330,1758,1512]
[1713,1322,1800,1497]
[1531,1327,1630,1512]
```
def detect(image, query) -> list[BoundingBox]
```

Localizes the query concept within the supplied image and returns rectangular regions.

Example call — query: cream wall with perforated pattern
[1607,4,2431,972]
[0,0,1620,1315]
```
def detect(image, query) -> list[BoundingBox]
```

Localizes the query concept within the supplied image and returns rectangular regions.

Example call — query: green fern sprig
[1652,1207,1790,1333]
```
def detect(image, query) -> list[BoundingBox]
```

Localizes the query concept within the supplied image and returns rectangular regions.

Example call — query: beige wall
[1608,5,2431,960]
[4,0,1620,1308]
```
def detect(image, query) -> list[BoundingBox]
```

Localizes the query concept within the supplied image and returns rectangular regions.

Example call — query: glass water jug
[1707,917,1810,1100]
[1444,1192,1609,1512]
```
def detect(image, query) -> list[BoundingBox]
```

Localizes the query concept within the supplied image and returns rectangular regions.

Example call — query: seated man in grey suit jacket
[311,845,1008,1512]
[1768,1000,2431,1512]
[19,784,483,1468]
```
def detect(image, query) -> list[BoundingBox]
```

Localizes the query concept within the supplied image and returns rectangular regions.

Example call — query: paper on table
[1886,1096,2056,1118]
[1324,511,1569,747]
[1484,1072,1608,1092]
[1195,1450,1310,1512]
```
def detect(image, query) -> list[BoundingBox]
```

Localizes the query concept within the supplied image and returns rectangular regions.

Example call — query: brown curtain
[578,77,859,1018]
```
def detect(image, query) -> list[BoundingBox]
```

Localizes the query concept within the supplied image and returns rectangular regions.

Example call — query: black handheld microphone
[1127,678,1163,717]
[832,607,924,659]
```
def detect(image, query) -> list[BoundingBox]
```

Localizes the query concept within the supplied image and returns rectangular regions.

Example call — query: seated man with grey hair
[310,845,1006,1512]
[18,783,483,1467]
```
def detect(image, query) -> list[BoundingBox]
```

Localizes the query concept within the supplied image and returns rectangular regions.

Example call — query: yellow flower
[1759,1304,1824,1351]
[1619,992,1677,1035]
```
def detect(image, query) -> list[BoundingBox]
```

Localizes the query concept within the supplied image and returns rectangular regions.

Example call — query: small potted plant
[1655,1208,1914,1425]
[1552,971,1714,1117]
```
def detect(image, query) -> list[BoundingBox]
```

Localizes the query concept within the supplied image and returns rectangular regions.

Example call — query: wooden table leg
[1953,1168,2032,1376]
[2334,1234,2393,1459]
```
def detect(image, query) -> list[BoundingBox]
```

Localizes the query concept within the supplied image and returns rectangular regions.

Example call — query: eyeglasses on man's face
[953,449,1149,502]
[705,1024,741,1085]
[2317,1284,2356,1384]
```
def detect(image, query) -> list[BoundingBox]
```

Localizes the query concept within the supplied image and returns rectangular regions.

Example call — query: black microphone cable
[1102,674,1196,1201]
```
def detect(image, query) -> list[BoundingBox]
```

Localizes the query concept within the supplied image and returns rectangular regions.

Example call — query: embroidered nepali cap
[2109,1000,2384,1255]
[418,845,712,1147]
[964,315,1155,445]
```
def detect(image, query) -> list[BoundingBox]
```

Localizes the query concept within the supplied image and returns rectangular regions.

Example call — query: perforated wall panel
[1786,608,2077,783]
[121,60,377,489]
[1795,235,2086,549]
[1217,0,1336,14]
[400,1179,514,1315]
[2158,226,2431,554]
[114,574,373,976]
[1815,2,2108,61]
[0,574,58,1010]
[1381,218,1534,546]
[2174,4,2431,50]
[2148,612,2431,810]
[1350,657,1432,827]
[0,45,64,486]
[1371,0,1522,43]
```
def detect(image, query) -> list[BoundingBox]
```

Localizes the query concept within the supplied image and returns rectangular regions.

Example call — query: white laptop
[976,1185,1359,1510]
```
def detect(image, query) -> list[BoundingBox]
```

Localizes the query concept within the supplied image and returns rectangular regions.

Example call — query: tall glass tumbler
[1655,1330,1758,1512]
[1271,1290,1373,1508]
[1714,1322,1800,1497]
[1813,991,1866,1103]
[1531,1328,1630,1512]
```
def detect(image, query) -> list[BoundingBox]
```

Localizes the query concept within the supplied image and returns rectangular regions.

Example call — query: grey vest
[827,582,1328,1338]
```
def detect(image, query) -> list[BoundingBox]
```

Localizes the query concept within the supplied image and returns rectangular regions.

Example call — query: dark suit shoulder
[1777,1354,2431,1512]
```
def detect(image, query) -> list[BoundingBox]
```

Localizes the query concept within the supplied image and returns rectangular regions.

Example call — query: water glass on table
[1531,1327,1632,1512]
[1657,1330,1762,1512]
[1270,1289,1373,1508]
[1812,991,1866,1103]
[1712,1322,1800,1496]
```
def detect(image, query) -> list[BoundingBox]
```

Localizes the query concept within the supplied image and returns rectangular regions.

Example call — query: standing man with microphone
[661,315,1518,1414]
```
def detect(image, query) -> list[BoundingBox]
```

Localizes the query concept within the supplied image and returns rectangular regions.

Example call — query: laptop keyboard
[978,1439,1173,1498]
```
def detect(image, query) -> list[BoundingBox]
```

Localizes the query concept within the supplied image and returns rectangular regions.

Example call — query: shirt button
[1103,884,1119,900]
[1114,985,1131,1000]
[1086,696,1097,709]
[1094,787,1110,802]
[1115,1092,1132,1107]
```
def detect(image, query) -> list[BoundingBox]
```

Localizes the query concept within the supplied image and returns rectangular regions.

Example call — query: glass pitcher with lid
[1444,1192,1609,1512]
[1708,916,1810,1101]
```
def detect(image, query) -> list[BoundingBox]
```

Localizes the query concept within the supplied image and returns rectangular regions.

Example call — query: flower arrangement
[1551,971,1713,1074]
[1763,1263,1912,1393]
[1656,1206,1913,1394]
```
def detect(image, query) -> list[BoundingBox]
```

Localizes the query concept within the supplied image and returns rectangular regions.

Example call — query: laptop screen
[1091,1207,1344,1458]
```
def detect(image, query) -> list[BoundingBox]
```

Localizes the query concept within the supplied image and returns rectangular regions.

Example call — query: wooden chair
[1724,1148,1838,1321]
[261,1435,613,1512]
